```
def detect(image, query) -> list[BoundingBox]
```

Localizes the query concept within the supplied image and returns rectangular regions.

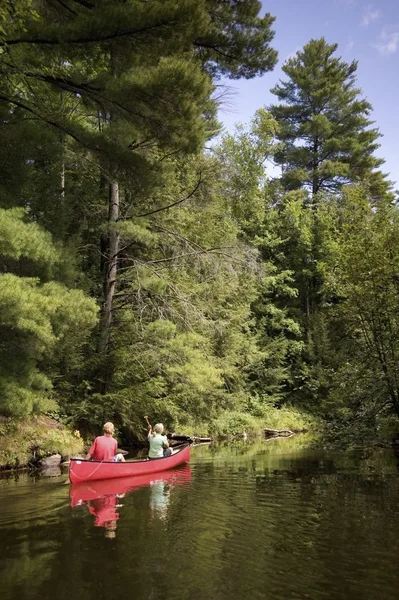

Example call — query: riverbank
[0,406,314,470]
[180,406,316,440]
[2,407,398,471]
[0,416,83,470]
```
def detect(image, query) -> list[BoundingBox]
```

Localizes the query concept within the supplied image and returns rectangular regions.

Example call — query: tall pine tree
[270,38,387,198]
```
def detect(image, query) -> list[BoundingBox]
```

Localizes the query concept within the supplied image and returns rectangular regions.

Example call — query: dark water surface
[1,437,399,600]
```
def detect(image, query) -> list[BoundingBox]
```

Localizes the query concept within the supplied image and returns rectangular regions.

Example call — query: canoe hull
[69,443,190,483]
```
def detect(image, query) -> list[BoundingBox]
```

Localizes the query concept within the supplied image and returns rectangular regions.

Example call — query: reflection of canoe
[69,443,190,483]
[70,464,192,507]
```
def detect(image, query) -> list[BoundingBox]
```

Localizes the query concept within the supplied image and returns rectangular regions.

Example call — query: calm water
[1,437,399,600]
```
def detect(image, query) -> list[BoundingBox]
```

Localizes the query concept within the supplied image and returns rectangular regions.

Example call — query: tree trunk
[312,136,319,199]
[58,129,66,239]
[97,180,120,354]
[60,133,65,200]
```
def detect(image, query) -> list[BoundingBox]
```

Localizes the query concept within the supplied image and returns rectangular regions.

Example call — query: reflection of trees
[3,444,399,600]
[0,473,70,599]
[160,444,399,600]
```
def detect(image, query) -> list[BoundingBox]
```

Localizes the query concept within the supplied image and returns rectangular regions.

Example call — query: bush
[0,417,84,469]
[211,411,261,437]
[164,404,316,440]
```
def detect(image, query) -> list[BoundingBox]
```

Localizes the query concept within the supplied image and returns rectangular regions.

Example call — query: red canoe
[69,443,190,483]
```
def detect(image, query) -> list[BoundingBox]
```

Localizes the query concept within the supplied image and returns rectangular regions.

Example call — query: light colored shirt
[148,433,168,458]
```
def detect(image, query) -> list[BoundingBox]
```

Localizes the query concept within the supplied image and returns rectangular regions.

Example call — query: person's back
[148,432,168,458]
[86,422,125,462]
[88,434,117,461]
[147,422,172,458]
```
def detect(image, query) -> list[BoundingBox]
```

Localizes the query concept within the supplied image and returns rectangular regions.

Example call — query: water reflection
[149,480,170,519]
[70,465,191,537]
[87,496,121,538]
[3,440,399,600]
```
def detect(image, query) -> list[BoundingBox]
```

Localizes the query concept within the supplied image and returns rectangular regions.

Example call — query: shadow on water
[1,436,399,600]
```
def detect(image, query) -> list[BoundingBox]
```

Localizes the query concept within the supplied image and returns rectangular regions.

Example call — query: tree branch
[1,21,176,47]
[0,94,81,143]
[134,176,204,218]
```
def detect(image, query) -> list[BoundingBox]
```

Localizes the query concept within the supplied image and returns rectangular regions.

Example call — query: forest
[1,0,398,459]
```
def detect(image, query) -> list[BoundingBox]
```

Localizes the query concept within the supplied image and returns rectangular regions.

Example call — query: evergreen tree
[270,38,387,198]
[0,208,98,416]
[217,113,301,407]
[0,0,278,383]
[318,186,399,421]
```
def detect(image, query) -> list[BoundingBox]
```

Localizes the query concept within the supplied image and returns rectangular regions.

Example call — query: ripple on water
[1,442,399,600]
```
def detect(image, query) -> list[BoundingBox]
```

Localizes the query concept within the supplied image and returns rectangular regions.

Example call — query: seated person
[147,422,172,459]
[86,422,126,462]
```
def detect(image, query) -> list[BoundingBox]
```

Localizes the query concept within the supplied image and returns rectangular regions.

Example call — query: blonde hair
[154,423,164,434]
[103,422,115,435]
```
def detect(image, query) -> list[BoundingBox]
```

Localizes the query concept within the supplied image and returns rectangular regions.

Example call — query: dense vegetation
[1,1,398,450]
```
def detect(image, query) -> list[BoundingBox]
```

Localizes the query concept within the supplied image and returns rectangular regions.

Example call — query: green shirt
[148,433,168,458]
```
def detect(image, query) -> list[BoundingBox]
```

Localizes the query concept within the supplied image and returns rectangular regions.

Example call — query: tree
[0,208,98,416]
[195,0,277,79]
[216,113,302,407]
[66,152,268,432]
[318,186,399,420]
[0,0,278,375]
[270,38,386,198]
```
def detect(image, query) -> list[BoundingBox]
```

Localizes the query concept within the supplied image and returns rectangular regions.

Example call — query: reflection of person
[150,481,170,519]
[104,523,117,539]
[88,496,120,538]
[146,421,172,459]
[86,422,125,462]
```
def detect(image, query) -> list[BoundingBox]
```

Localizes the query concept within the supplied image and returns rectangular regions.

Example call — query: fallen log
[264,428,294,438]
[168,433,212,444]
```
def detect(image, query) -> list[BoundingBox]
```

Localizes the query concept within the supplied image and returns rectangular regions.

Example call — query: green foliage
[218,109,280,232]
[0,208,57,264]
[0,209,98,417]
[270,38,387,197]
[212,411,261,437]
[195,1,277,79]
[211,405,313,438]
[317,186,399,418]
[0,417,83,469]
[0,0,281,435]
[1,1,395,449]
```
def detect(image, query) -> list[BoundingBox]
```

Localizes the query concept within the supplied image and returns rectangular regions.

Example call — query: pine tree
[0,0,280,425]
[0,208,98,416]
[216,113,301,406]
[270,38,387,198]
[318,187,399,420]
[0,0,278,369]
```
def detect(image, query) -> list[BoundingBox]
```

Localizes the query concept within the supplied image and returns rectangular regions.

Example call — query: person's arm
[86,438,96,460]
[162,436,169,449]
[144,415,152,437]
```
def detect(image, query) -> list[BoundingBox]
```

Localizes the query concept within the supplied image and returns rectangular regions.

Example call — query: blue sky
[218,0,399,186]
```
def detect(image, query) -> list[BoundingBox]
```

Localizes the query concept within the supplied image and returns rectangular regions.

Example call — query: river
[1,437,399,600]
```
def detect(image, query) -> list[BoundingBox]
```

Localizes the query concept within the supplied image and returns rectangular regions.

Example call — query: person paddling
[86,422,126,462]
[145,416,172,459]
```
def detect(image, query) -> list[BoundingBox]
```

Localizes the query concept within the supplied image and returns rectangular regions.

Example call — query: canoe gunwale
[70,442,190,464]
